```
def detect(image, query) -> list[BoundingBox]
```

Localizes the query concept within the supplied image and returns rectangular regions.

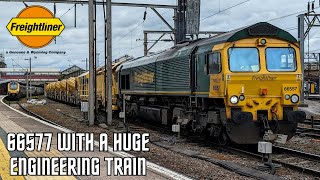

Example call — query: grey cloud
[0,0,314,70]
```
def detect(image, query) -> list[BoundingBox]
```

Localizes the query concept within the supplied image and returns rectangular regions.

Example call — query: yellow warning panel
[0,139,76,180]
[0,138,24,180]
[311,83,315,94]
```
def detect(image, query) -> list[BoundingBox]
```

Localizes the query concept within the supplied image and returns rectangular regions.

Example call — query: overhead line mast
[88,0,94,125]
[0,0,202,126]
[298,1,320,104]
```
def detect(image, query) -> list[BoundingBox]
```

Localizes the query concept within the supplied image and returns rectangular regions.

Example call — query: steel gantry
[0,0,212,126]
[0,0,180,126]
[298,1,320,104]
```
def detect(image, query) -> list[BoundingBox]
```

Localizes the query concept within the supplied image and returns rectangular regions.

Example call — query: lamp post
[24,56,37,99]
[11,58,27,95]
[81,58,88,71]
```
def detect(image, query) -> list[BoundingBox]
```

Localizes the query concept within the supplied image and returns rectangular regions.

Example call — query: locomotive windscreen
[10,82,18,90]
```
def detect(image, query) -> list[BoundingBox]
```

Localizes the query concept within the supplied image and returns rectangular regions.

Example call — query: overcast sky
[0,0,316,71]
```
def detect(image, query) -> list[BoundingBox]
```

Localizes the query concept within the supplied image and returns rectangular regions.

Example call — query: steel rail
[16,100,66,129]
[219,145,320,177]
[1,97,193,180]
[296,127,320,138]
[127,122,320,177]
[273,145,320,161]
[13,96,320,177]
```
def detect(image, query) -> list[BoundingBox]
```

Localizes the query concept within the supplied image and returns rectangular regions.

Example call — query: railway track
[296,126,320,139]
[15,100,67,129]
[127,122,320,177]
[214,144,320,176]
[300,117,320,126]
[12,97,320,178]
[301,120,320,126]
[2,97,194,180]
[7,102,277,179]
[269,146,320,176]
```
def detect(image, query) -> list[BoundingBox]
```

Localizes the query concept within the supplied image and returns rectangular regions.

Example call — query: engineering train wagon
[116,22,306,144]
[46,56,132,111]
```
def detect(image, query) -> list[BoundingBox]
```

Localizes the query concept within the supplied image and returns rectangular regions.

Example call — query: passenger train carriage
[117,22,306,144]
[8,81,44,100]
[7,81,21,100]
[46,56,132,109]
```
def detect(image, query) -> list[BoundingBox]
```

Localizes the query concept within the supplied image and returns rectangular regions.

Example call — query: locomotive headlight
[230,96,239,104]
[258,38,267,46]
[291,94,299,103]
[239,95,245,101]
[285,94,290,100]
[260,38,267,45]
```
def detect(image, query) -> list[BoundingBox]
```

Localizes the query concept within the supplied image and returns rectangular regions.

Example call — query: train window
[228,48,260,72]
[266,48,296,72]
[10,83,18,90]
[206,53,221,74]
[121,74,130,90]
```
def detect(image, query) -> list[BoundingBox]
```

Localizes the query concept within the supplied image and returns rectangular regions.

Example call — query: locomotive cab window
[121,74,130,90]
[266,47,296,72]
[228,48,260,72]
[206,52,221,74]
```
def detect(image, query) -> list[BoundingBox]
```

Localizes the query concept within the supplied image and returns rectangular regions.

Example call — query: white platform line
[0,96,193,180]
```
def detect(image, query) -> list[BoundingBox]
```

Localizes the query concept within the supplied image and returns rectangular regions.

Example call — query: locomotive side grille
[248,24,279,36]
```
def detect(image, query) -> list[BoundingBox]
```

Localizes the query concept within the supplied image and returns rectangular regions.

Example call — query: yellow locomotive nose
[226,74,303,121]
[226,80,305,144]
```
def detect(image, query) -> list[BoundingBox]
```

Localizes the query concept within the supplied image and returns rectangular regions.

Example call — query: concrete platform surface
[0,96,191,180]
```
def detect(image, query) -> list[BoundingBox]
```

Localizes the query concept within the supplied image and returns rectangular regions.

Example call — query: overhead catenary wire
[33,1,320,66]
[114,8,151,44]
[113,9,171,56]
[67,59,77,67]
[200,0,319,34]
[14,46,28,67]
[265,3,320,31]
[267,9,312,22]
[60,4,76,18]
[201,0,253,21]
[285,24,308,31]
[113,44,144,58]
[309,47,320,52]
[11,58,26,71]
[114,8,171,45]
[117,21,145,43]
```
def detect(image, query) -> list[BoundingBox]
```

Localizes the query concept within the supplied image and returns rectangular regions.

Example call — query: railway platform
[0,96,190,180]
